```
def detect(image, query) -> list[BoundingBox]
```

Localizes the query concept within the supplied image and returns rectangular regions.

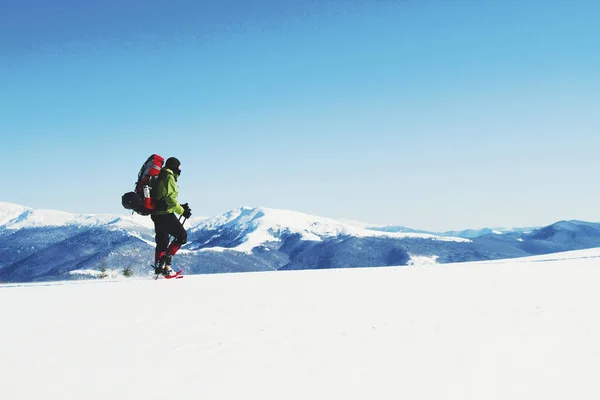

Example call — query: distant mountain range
[366,225,537,239]
[1,201,599,283]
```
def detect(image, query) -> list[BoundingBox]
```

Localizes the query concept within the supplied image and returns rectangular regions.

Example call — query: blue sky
[1,0,599,231]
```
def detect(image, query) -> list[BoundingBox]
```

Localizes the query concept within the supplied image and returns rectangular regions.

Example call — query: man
[151,157,192,276]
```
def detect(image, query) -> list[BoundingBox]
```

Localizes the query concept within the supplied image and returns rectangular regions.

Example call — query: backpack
[121,154,167,215]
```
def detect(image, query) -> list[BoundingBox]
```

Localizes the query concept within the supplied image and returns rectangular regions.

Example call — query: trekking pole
[166,214,188,252]
[173,214,187,242]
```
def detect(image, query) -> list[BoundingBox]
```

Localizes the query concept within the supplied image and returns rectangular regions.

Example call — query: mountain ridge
[2,201,600,283]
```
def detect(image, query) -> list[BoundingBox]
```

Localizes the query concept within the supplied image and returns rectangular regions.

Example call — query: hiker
[150,157,192,276]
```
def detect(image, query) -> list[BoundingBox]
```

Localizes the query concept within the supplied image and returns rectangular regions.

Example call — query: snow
[2,249,600,399]
[199,246,230,253]
[467,247,600,264]
[407,254,440,265]
[198,206,469,254]
[69,268,126,279]
[336,217,372,229]
[0,202,208,233]
[0,201,154,230]
[0,201,31,226]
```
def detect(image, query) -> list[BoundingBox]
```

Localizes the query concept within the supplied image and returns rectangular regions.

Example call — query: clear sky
[1,0,599,231]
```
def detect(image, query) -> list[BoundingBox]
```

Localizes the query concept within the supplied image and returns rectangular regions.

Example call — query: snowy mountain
[3,248,600,400]
[188,206,467,253]
[2,201,600,283]
[442,226,537,238]
[185,207,471,272]
[369,224,537,239]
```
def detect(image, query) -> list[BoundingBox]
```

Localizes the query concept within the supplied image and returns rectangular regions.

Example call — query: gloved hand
[181,203,192,219]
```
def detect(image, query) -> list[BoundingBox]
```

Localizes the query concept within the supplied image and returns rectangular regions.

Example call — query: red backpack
[122,154,166,215]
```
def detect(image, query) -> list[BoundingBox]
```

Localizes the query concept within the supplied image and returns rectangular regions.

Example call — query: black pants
[151,213,187,262]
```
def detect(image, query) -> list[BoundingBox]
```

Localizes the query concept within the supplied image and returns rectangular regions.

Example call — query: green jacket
[152,168,185,215]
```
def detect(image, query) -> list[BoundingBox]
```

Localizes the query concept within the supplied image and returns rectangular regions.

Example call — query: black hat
[165,157,181,171]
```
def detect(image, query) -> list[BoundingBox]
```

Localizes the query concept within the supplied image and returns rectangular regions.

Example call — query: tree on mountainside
[98,260,108,279]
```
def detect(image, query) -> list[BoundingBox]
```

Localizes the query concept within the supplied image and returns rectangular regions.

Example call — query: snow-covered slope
[0,201,154,230]
[0,202,30,226]
[2,249,600,400]
[193,206,468,253]
[0,201,209,232]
